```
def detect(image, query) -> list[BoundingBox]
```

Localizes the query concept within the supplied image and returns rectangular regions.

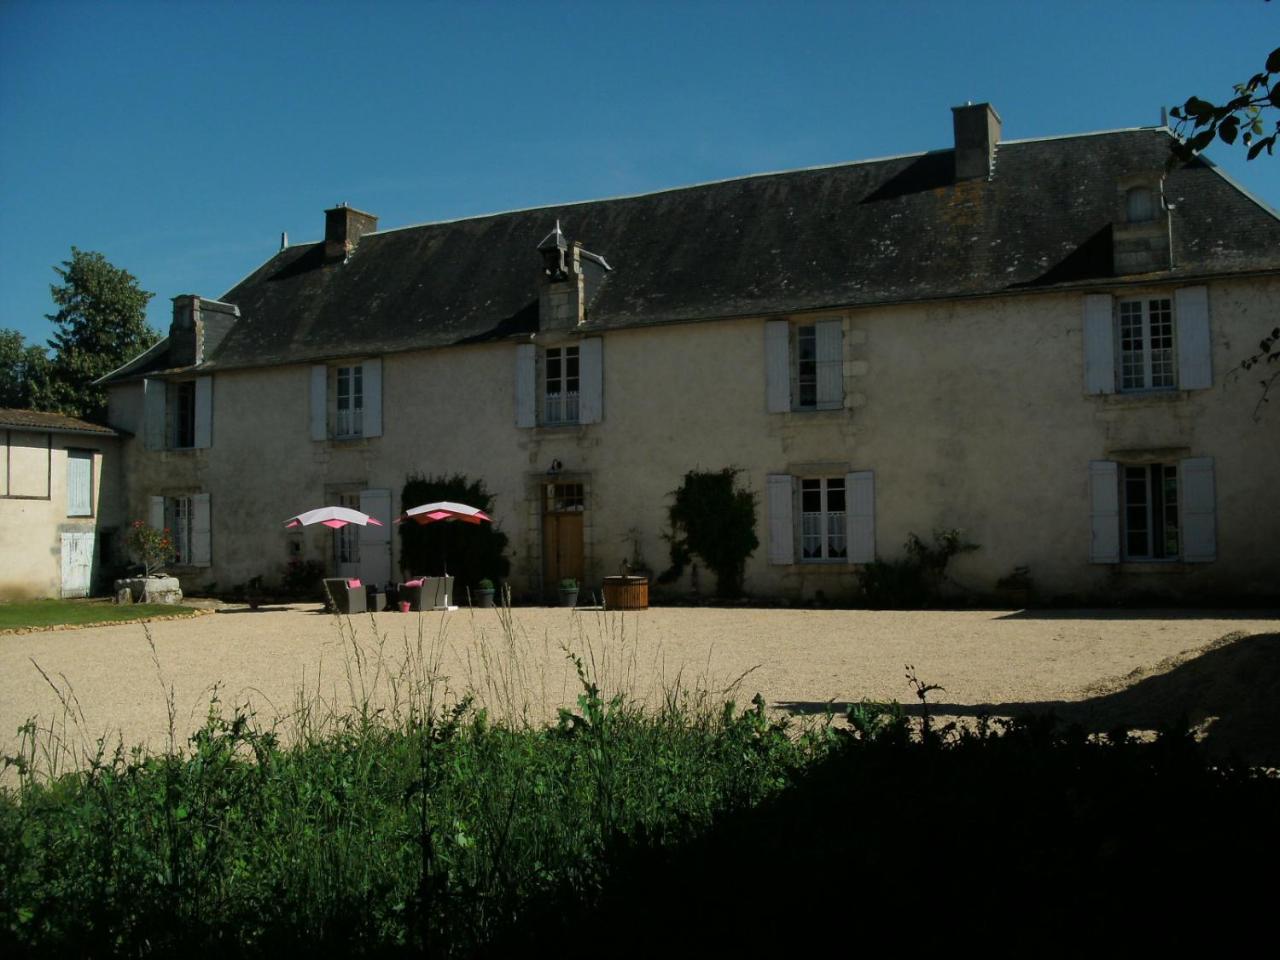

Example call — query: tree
[398,473,511,590]
[659,468,759,598]
[1169,45,1280,162]
[41,247,159,418]
[0,329,51,408]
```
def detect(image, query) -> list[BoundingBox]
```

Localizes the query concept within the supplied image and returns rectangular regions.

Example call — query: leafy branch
[1169,46,1280,162]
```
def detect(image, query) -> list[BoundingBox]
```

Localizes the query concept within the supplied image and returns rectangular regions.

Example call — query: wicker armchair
[399,575,454,611]
[323,578,368,614]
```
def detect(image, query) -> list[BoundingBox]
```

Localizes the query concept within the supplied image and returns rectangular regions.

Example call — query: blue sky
[1,0,1276,346]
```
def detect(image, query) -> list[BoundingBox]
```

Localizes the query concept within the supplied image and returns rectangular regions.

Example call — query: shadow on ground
[776,631,1280,766]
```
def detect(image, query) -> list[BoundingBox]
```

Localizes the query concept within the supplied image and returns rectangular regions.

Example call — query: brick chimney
[324,204,379,262]
[169,295,240,366]
[952,102,1002,181]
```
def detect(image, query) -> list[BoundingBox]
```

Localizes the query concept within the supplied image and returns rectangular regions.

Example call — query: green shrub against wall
[659,468,759,598]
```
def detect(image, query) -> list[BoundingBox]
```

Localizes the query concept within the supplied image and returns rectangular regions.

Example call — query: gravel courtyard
[3,605,1277,768]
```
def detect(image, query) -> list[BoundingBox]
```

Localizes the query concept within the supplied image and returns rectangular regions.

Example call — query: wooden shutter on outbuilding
[1082,294,1115,395]
[363,358,383,437]
[765,320,791,413]
[310,365,328,441]
[1088,460,1120,563]
[67,451,93,516]
[190,493,211,566]
[815,319,844,409]
[579,337,603,424]
[194,376,213,449]
[144,378,166,450]
[1175,286,1212,390]
[767,474,794,565]
[1179,457,1216,563]
[845,470,875,563]
[515,344,536,428]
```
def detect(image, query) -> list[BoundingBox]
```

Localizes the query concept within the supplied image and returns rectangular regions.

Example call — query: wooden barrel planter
[602,576,649,610]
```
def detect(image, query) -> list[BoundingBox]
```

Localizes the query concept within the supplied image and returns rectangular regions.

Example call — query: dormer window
[1126,186,1156,223]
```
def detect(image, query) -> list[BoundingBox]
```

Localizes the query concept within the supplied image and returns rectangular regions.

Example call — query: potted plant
[558,577,579,608]
[473,578,496,608]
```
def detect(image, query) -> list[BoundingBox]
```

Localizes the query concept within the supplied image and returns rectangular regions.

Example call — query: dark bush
[398,473,510,590]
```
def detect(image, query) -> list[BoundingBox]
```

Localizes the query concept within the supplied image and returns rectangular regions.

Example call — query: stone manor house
[76,103,1280,603]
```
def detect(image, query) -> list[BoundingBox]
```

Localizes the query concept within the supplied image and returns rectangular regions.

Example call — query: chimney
[538,221,586,330]
[952,102,1002,181]
[169,294,240,367]
[324,203,378,262]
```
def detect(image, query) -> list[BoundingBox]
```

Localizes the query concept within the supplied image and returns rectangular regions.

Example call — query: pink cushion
[347,578,362,589]
[403,578,423,587]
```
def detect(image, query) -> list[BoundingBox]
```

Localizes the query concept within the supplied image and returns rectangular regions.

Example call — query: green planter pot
[558,588,579,608]
[474,588,495,608]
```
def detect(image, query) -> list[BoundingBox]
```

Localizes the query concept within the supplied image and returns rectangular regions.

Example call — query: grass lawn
[0,599,200,631]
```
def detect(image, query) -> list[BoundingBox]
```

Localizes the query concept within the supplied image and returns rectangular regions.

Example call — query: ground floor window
[800,476,847,561]
[167,496,193,565]
[1122,463,1179,559]
[335,491,361,564]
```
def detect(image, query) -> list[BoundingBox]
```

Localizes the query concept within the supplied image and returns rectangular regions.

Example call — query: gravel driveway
[2,605,1276,769]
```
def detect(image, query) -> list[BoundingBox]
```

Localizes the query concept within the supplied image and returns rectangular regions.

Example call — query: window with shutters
[1117,297,1176,391]
[1122,463,1180,560]
[799,477,847,561]
[335,365,364,438]
[542,346,580,425]
[66,449,93,517]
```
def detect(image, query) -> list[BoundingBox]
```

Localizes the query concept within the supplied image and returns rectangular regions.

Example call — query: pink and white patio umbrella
[284,506,385,529]
[394,501,492,526]
[394,501,492,577]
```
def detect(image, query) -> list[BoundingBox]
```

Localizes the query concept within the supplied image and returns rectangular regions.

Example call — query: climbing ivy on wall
[399,473,510,589]
[659,468,759,598]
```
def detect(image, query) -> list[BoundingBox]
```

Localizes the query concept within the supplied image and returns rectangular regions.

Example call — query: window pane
[1119,301,1145,390]
[1148,299,1174,388]
[827,479,845,513]
[1123,466,1149,558]
[1161,465,1180,557]
[801,479,821,512]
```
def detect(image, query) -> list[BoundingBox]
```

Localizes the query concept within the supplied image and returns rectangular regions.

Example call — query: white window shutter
[515,344,536,428]
[1082,294,1115,395]
[363,358,383,437]
[149,495,165,532]
[579,337,603,424]
[1179,457,1216,562]
[845,470,875,563]
[310,365,327,441]
[1088,460,1120,563]
[143,378,166,450]
[190,493,211,566]
[194,376,213,449]
[767,474,795,565]
[67,452,92,516]
[765,321,791,413]
[358,488,392,586]
[1175,286,1212,390]
[816,319,844,409]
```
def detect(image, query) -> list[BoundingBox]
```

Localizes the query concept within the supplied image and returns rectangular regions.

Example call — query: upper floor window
[1082,287,1211,396]
[1117,297,1175,391]
[765,318,844,413]
[543,346,580,425]
[310,359,382,441]
[514,340,602,428]
[170,381,196,448]
[1125,186,1156,223]
[144,376,211,451]
[335,365,364,438]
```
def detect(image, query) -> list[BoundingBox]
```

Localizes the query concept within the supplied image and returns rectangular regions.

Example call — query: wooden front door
[543,481,585,599]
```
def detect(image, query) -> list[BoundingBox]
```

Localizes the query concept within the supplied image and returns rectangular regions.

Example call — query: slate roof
[105,126,1280,379]
[0,408,118,437]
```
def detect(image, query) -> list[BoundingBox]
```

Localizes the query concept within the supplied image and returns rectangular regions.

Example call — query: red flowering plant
[125,519,176,576]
